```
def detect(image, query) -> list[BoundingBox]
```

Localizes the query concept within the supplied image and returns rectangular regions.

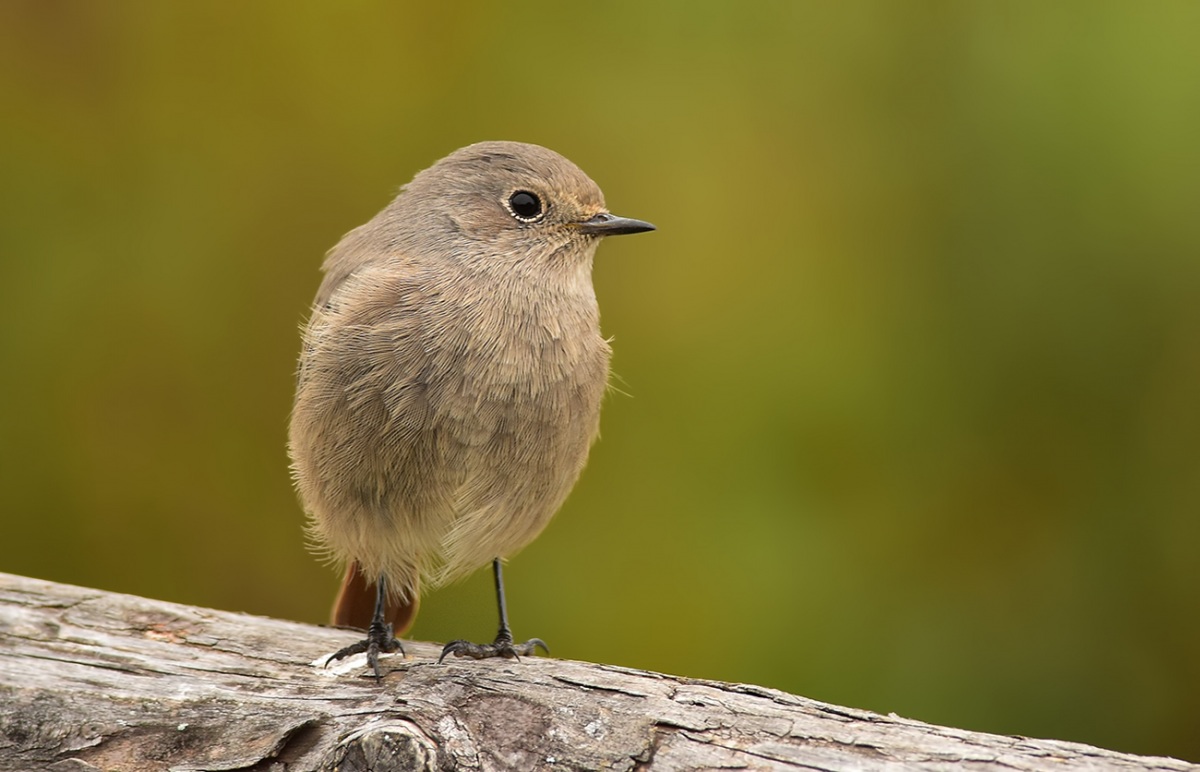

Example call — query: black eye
[507,190,543,222]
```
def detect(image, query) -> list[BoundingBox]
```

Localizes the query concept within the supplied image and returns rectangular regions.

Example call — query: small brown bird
[288,141,654,676]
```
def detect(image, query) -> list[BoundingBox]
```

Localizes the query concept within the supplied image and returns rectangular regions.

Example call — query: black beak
[577,212,656,236]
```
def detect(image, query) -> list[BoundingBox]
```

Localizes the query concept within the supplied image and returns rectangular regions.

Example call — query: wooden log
[0,572,1193,771]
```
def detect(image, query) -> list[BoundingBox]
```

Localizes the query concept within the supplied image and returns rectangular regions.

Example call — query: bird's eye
[506,190,544,222]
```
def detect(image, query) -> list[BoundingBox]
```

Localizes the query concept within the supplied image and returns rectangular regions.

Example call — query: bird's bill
[576,212,656,236]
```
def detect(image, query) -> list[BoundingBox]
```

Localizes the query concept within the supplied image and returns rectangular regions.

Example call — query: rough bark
[0,572,1193,772]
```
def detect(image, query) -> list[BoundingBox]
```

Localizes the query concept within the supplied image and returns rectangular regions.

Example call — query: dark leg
[325,574,404,680]
[439,559,548,663]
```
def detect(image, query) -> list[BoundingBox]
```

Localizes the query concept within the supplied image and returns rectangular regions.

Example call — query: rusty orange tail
[332,560,419,636]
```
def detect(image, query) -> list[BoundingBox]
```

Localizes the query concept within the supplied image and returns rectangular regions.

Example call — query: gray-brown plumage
[288,141,653,671]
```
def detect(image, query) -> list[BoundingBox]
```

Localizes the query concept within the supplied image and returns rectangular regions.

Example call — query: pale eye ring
[505,190,544,222]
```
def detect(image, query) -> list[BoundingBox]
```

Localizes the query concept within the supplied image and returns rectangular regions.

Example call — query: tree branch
[0,572,1192,771]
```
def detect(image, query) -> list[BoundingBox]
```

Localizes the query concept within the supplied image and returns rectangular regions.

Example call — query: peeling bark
[0,573,1193,771]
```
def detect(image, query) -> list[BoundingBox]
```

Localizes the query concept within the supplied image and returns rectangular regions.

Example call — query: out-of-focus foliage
[2,1,1197,761]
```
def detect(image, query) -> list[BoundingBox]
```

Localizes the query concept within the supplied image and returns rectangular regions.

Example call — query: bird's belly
[373,340,609,583]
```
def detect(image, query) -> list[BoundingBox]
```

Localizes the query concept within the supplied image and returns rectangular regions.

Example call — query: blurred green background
[2,0,1198,762]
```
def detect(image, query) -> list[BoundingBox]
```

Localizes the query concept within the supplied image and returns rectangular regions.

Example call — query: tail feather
[332,560,419,636]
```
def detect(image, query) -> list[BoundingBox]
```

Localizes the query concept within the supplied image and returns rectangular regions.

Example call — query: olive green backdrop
[2,1,1197,762]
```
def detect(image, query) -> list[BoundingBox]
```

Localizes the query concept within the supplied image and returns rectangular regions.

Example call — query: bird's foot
[325,618,404,680]
[438,629,548,663]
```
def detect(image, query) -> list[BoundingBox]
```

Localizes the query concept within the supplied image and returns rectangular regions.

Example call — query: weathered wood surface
[0,572,1193,772]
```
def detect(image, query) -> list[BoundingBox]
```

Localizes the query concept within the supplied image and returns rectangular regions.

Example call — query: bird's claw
[438,635,548,663]
[325,620,404,680]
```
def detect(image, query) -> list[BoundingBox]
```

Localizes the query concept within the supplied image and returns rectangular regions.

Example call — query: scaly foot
[438,629,547,663]
[326,617,404,680]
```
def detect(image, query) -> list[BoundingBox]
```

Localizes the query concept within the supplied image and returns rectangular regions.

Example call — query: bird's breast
[424,284,611,446]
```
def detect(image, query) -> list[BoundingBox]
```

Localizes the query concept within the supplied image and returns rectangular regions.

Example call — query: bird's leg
[439,559,548,662]
[325,574,404,680]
